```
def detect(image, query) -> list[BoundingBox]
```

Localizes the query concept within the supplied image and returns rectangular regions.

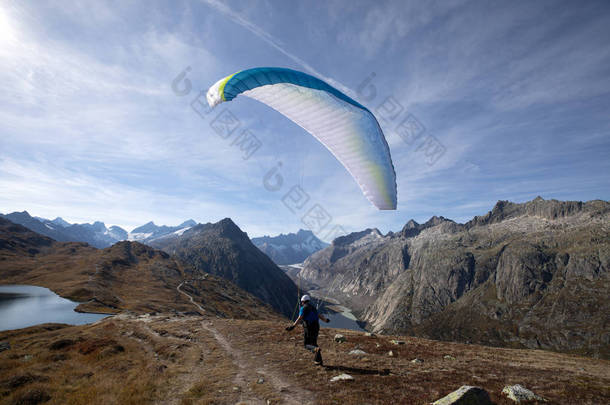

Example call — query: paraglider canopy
[207,67,397,210]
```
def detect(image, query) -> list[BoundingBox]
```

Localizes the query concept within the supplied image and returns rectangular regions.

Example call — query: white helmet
[300,294,311,303]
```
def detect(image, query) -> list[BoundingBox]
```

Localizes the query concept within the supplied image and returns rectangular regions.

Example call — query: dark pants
[304,322,322,364]
[304,321,319,347]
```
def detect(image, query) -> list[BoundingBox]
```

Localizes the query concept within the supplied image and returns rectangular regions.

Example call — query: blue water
[0,285,108,332]
[322,312,366,332]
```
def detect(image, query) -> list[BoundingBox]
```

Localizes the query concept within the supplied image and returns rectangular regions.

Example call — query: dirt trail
[178,282,313,405]
[135,318,210,405]
[177,281,205,313]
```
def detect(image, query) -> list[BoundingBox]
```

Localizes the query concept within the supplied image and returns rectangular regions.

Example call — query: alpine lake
[0,285,109,332]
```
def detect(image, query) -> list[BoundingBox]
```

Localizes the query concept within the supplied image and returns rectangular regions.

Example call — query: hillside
[1,314,608,404]
[148,218,299,318]
[252,229,329,265]
[300,197,610,358]
[1,216,609,404]
[0,217,278,319]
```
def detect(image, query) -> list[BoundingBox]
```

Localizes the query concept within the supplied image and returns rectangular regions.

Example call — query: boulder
[391,339,406,345]
[388,350,394,357]
[444,355,456,360]
[334,334,346,343]
[330,373,354,382]
[349,349,367,356]
[432,385,492,405]
[411,358,423,364]
[502,384,546,402]
[365,332,376,337]
[0,341,10,352]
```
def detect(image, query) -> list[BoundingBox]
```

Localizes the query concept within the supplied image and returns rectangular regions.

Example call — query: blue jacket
[299,303,319,326]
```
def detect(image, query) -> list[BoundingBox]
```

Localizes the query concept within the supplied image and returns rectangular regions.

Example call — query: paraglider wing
[206,67,397,210]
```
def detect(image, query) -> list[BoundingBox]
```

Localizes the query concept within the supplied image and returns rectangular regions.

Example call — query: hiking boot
[314,347,323,366]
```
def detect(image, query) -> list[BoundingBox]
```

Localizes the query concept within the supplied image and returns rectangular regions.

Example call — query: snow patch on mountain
[252,229,329,265]
[129,232,153,241]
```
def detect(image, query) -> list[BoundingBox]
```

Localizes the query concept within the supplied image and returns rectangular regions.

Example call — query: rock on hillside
[0,217,278,319]
[148,218,299,318]
[299,197,610,358]
[251,229,328,265]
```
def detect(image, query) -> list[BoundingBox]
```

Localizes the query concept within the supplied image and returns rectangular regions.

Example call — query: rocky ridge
[148,218,299,318]
[299,197,610,358]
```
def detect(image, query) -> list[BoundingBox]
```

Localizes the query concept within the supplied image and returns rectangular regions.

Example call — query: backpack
[301,303,319,327]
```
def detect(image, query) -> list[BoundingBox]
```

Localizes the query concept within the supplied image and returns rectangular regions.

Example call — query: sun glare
[0,6,17,46]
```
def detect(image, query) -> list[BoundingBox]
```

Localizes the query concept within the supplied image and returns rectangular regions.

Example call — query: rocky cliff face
[299,197,610,358]
[148,218,299,318]
[299,228,406,311]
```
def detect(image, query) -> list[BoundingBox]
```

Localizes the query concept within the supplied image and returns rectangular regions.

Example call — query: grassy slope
[1,315,608,404]
[0,239,279,320]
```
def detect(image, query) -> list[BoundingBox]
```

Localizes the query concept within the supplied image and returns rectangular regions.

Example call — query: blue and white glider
[207,67,397,210]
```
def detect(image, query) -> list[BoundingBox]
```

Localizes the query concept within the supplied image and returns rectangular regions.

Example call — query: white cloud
[0,156,265,231]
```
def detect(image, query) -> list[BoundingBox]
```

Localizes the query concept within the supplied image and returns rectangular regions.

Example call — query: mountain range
[0,211,197,249]
[2,196,608,359]
[0,217,278,319]
[299,197,610,359]
[1,201,608,403]
[251,229,329,265]
[0,211,301,318]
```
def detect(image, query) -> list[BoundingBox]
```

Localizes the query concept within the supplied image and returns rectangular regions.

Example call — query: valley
[1,197,609,403]
[298,198,610,359]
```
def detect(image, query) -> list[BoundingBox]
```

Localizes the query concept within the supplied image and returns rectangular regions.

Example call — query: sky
[1,0,609,240]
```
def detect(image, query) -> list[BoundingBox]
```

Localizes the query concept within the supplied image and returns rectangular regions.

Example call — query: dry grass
[0,320,163,405]
[211,319,610,405]
[1,315,608,404]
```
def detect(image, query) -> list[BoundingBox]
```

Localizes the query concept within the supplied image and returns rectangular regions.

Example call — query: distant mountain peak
[90,221,106,232]
[179,219,197,227]
[131,221,159,234]
[331,228,381,246]
[208,218,247,240]
[251,229,329,265]
[52,217,71,227]
[404,219,419,229]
